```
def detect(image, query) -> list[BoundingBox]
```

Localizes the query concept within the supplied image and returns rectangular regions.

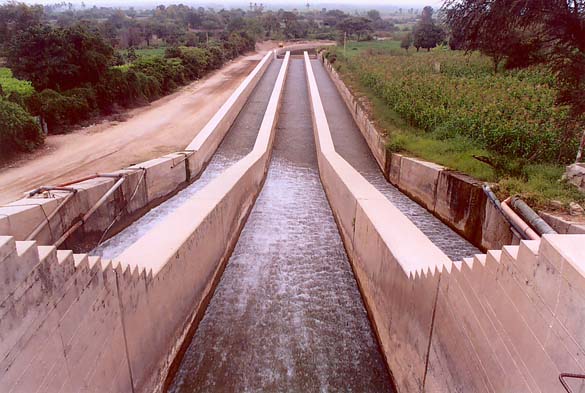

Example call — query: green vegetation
[326,42,585,207]
[0,98,43,156]
[0,1,396,158]
[0,68,34,96]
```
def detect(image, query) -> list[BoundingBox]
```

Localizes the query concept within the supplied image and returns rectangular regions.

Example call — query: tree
[400,33,413,52]
[443,0,528,72]
[412,7,445,51]
[7,23,114,91]
[367,9,381,21]
[337,16,373,41]
[0,2,43,53]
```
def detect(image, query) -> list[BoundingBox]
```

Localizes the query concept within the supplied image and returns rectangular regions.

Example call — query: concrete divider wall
[0,52,290,393]
[306,52,585,393]
[321,56,514,251]
[0,51,274,252]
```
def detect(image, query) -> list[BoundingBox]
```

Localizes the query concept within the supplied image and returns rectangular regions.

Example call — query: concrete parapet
[0,51,274,252]
[307,51,585,393]
[0,53,290,393]
[321,55,514,251]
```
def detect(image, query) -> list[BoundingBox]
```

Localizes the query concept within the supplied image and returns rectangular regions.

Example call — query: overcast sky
[16,0,441,8]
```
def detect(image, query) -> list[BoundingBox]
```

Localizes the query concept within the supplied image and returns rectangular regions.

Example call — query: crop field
[0,68,34,96]
[327,42,584,207]
[121,47,166,59]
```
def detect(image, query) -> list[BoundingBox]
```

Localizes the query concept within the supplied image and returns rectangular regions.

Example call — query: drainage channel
[310,59,480,261]
[91,59,283,259]
[167,59,394,392]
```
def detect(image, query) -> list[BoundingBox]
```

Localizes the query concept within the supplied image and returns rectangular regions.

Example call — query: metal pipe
[96,168,147,246]
[25,189,77,241]
[57,174,99,188]
[501,197,539,240]
[54,175,126,248]
[27,186,78,198]
[482,185,526,240]
[510,196,557,236]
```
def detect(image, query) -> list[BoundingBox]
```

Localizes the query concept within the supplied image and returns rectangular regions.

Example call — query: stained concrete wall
[321,55,514,251]
[0,51,274,252]
[0,52,291,393]
[306,52,585,393]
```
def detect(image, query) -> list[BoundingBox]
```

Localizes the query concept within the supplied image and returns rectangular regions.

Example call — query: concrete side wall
[0,52,274,252]
[321,56,514,251]
[305,52,452,392]
[0,53,290,393]
[307,52,585,393]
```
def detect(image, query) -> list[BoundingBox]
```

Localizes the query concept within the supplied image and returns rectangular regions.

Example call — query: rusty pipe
[482,184,526,240]
[54,175,126,248]
[501,197,539,240]
[57,174,100,188]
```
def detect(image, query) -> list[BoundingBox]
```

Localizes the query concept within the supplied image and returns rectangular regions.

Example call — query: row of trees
[0,3,397,53]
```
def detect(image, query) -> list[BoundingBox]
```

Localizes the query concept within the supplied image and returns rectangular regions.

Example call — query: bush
[33,88,93,132]
[177,46,209,79]
[130,57,186,94]
[0,98,43,154]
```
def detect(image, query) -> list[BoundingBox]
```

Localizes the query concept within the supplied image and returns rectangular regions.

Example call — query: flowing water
[167,59,393,393]
[92,59,283,259]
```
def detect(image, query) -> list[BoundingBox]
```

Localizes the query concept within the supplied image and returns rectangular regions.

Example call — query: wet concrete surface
[311,59,480,261]
[92,59,283,259]
[168,59,393,393]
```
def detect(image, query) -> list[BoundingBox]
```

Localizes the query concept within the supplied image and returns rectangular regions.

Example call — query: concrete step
[456,255,532,392]
[498,242,585,376]
[473,245,566,392]
[0,235,16,262]
[0,253,106,392]
[0,240,39,304]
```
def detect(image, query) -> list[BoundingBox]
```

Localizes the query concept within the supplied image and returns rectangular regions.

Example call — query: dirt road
[0,51,265,204]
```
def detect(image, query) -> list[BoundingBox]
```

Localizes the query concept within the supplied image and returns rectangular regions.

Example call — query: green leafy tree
[7,24,114,91]
[0,3,43,54]
[413,6,445,51]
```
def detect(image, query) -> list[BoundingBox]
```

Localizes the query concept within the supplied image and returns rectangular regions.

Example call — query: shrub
[34,88,93,132]
[0,98,43,154]
[178,46,209,79]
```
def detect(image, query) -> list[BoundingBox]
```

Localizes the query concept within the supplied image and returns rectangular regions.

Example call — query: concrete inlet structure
[0,46,584,393]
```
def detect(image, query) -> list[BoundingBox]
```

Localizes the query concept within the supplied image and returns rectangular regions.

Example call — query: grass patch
[0,67,34,96]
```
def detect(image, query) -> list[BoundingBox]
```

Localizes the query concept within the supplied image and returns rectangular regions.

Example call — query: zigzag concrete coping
[303,51,452,278]
[0,53,290,393]
[118,52,289,276]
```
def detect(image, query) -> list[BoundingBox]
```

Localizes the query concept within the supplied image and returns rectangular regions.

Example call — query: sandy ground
[0,49,268,204]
